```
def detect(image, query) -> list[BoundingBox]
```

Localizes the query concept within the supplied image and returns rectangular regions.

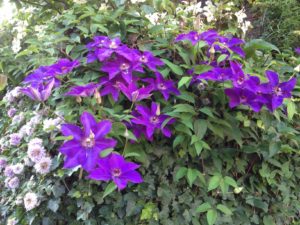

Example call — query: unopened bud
[234,187,243,194]
[156,104,160,116]
[94,90,102,104]
[131,91,139,102]
[76,96,82,103]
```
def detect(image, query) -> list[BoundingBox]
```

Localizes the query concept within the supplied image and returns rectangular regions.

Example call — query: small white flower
[12,163,24,174]
[23,192,39,211]
[24,157,34,167]
[294,64,300,72]
[43,118,62,132]
[7,177,20,189]
[34,157,52,175]
[28,138,43,149]
[73,0,87,4]
[7,217,18,225]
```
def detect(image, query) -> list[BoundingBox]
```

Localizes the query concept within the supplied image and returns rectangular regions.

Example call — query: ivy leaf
[103,182,117,198]
[244,39,280,58]
[206,209,218,225]
[224,176,238,188]
[162,59,183,75]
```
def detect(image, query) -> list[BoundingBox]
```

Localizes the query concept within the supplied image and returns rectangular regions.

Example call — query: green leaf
[54,135,73,141]
[47,199,60,213]
[175,167,187,181]
[194,119,207,139]
[0,75,8,91]
[263,215,276,225]
[100,148,114,158]
[196,202,211,213]
[269,142,281,158]
[208,174,221,191]
[65,45,73,55]
[162,59,183,75]
[187,168,199,187]
[103,182,117,198]
[216,204,232,215]
[217,54,228,64]
[206,209,218,225]
[194,142,203,155]
[224,176,238,188]
[194,65,212,74]
[178,76,192,88]
[244,39,280,58]
[287,100,296,120]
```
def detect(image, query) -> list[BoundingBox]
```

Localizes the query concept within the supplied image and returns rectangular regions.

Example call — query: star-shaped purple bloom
[59,111,117,171]
[195,67,232,82]
[261,70,297,111]
[230,61,248,87]
[50,58,80,75]
[65,82,100,97]
[21,78,55,102]
[143,72,180,100]
[88,153,143,190]
[131,102,175,140]
[224,87,265,112]
[175,31,201,45]
[101,56,144,84]
[119,82,152,102]
[137,51,164,71]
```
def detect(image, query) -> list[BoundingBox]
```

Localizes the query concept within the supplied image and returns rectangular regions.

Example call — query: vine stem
[79,167,83,180]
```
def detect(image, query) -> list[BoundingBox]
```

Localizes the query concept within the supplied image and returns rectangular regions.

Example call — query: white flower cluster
[11,20,28,53]
[34,24,47,39]
[19,113,42,137]
[145,12,167,25]
[130,0,146,3]
[73,0,87,4]
[235,9,251,36]
[3,86,22,103]
[27,138,52,175]
[43,117,62,132]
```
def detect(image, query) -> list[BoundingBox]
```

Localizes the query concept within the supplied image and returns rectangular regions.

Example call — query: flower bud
[94,90,102,104]
[76,96,82,103]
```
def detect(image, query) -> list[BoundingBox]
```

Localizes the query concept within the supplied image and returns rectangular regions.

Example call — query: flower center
[112,168,121,177]
[240,95,247,102]
[194,35,199,40]
[82,131,95,148]
[120,63,130,74]
[157,83,166,90]
[109,41,118,49]
[61,66,68,73]
[131,90,139,102]
[273,86,282,96]
[150,116,159,124]
[237,76,244,85]
[140,55,148,63]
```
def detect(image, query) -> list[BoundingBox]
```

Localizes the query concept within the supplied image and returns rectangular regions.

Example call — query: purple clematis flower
[230,61,248,87]
[195,67,232,82]
[21,79,55,102]
[295,47,300,55]
[119,82,152,102]
[137,51,164,71]
[175,31,201,45]
[261,70,297,111]
[59,111,117,171]
[101,56,144,83]
[88,153,143,190]
[131,102,175,140]
[23,66,55,86]
[143,72,180,100]
[23,59,79,86]
[65,82,100,97]
[224,87,265,112]
[50,58,80,75]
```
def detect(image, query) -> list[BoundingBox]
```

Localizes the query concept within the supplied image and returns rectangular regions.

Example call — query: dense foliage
[0,1,300,225]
